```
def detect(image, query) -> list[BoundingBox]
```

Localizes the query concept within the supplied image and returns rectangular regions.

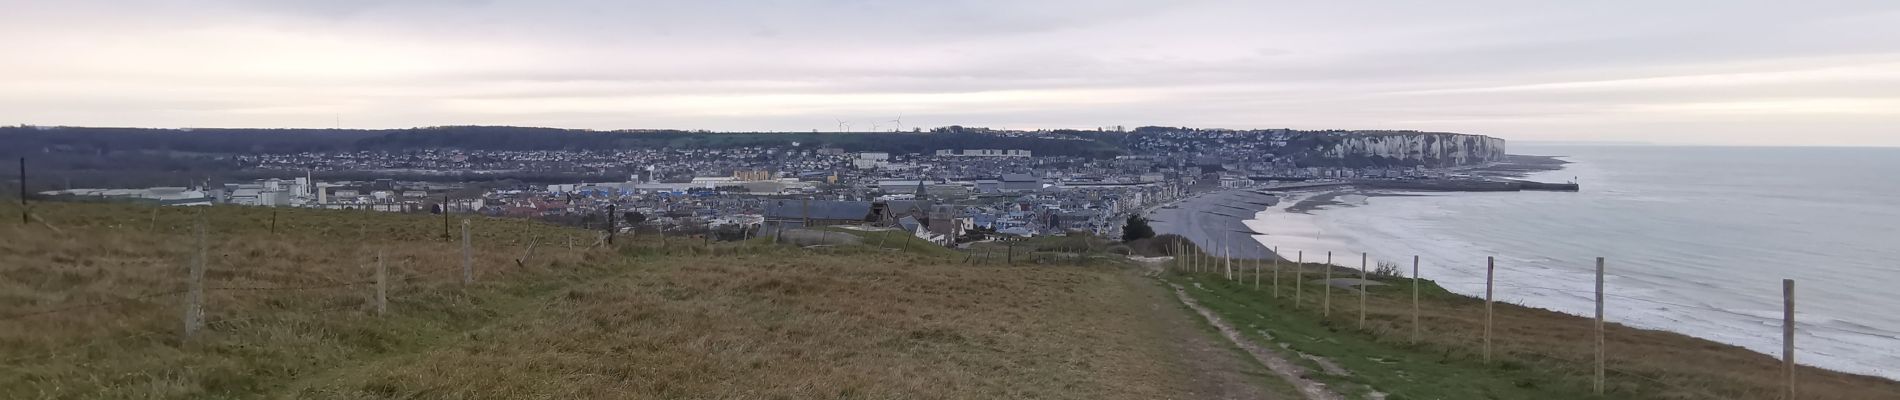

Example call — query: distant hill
[0,125,1506,189]
[0,125,1125,157]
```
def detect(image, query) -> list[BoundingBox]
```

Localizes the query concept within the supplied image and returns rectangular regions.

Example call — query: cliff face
[1319,133,1506,167]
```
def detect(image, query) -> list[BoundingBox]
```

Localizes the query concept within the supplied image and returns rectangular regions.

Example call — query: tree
[1121,215,1155,242]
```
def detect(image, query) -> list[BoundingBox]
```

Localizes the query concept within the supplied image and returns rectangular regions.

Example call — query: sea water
[1244,144,1900,380]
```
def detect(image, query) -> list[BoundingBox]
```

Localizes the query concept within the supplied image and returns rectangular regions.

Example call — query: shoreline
[1155,188,1900,383]
[1144,189,1286,261]
[1153,154,1900,382]
[1150,154,1571,262]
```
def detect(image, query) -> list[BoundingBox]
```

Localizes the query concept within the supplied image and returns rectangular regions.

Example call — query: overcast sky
[4,0,1898,146]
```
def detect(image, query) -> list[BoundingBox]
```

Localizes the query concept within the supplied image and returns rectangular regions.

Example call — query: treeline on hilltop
[0,126,1124,157]
[0,124,1497,190]
[0,124,1484,160]
[0,127,382,155]
[0,125,1127,190]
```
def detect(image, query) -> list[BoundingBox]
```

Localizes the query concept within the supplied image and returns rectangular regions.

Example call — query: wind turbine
[891,114,903,132]
[870,122,881,132]
[835,119,846,132]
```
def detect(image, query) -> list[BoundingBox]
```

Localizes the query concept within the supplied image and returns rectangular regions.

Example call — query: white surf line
[1167,281,1347,400]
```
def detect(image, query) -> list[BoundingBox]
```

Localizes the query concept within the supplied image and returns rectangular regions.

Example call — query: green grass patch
[1166,271,1630,400]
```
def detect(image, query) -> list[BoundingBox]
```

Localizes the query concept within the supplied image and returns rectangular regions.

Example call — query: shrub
[1374,260,1403,278]
[1120,215,1155,242]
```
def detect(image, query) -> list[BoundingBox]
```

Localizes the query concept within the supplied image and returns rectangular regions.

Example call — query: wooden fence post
[1295,251,1304,309]
[1594,257,1606,395]
[1224,245,1233,280]
[1485,256,1495,364]
[18,157,26,225]
[461,219,473,285]
[516,239,538,268]
[1359,252,1368,329]
[1411,255,1420,343]
[1169,242,1178,271]
[1184,244,1191,272]
[1272,247,1281,298]
[1324,251,1333,317]
[376,250,388,317]
[1784,278,1796,400]
[1253,257,1260,290]
[182,212,207,340]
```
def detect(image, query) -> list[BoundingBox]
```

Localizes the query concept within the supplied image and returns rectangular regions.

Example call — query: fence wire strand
[0,289,185,321]
[1177,257,1829,399]
[1,329,169,365]
[207,281,372,292]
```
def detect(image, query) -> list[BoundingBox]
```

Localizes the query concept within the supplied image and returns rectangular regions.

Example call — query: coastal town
[31,127,1544,246]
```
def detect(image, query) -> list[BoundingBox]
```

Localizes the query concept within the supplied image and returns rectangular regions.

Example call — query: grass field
[0,202,1289,399]
[16,200,1887,399]
[1162,256,1900,400]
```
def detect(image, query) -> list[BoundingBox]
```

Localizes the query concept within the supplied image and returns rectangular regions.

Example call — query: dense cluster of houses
[47,129,1495,247]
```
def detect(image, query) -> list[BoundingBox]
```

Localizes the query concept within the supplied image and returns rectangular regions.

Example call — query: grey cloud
[3,0,1899,145]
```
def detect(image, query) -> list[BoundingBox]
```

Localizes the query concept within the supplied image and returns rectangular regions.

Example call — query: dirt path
[1130,256,1339,400]
[1113,257,1296,400]
[1169,282,1345,400]
[1120,272,1287,399]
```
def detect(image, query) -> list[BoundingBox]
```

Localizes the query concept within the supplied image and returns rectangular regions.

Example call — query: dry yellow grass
[286,253,1229,399]
[1,202,1289,399]
[2,202,600,398]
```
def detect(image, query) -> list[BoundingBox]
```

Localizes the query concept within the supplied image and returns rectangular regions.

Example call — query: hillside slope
[0,202,1293,399]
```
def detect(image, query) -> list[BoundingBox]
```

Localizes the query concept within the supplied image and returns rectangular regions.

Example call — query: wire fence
[0,202,814,374]
[1160,245,1888,400]
[10,197,1884,398]
[0,289,186,322]
[0,210,613,371]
